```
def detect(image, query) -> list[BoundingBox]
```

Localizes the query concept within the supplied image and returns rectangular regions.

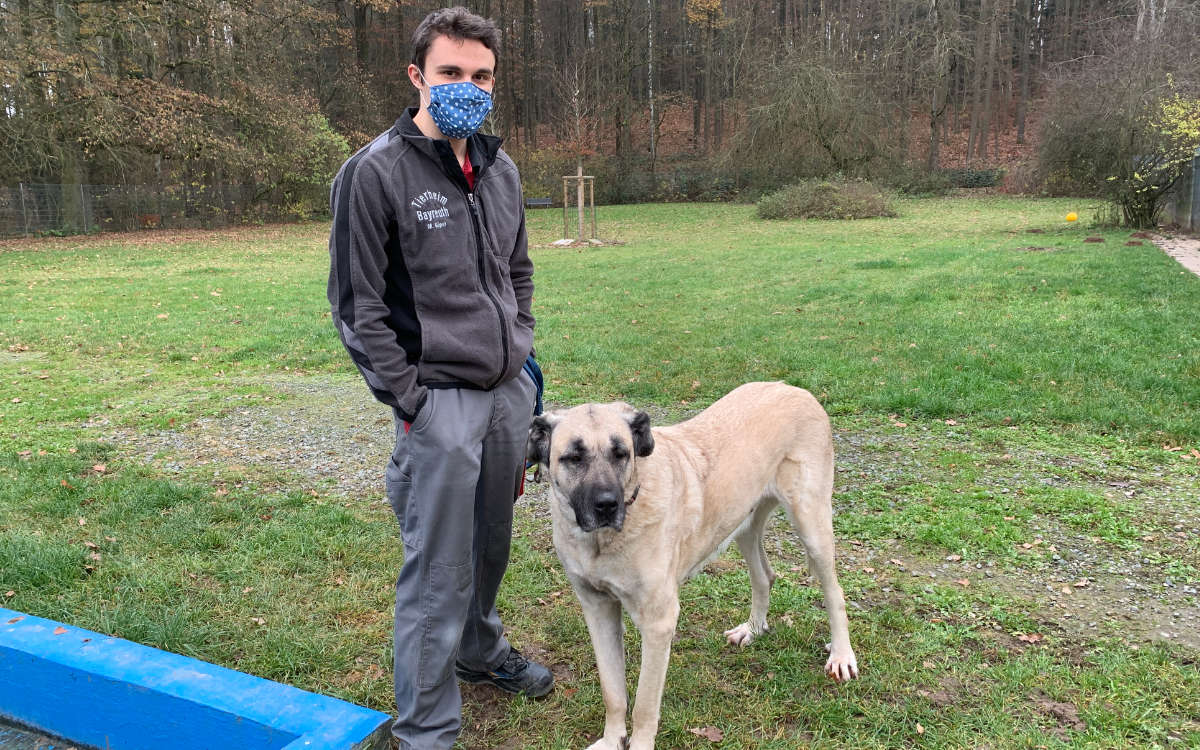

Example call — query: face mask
[419,70,493,139]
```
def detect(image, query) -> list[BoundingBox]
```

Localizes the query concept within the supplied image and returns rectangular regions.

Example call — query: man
[326,7,551,749]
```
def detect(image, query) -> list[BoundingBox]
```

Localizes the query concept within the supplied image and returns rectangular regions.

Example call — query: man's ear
[527,411,563,467]
[626,409,654,457]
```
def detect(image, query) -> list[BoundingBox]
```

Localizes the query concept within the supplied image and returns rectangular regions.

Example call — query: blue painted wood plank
[0,609,389,750]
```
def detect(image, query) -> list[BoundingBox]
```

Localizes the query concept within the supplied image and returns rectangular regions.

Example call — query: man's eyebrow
[434,64,492,76]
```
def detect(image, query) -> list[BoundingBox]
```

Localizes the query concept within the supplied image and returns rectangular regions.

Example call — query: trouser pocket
[386,413,419,548]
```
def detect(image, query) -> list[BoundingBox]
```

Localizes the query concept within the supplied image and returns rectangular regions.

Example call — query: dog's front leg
[627,595,680,750]
[574,580,629,750]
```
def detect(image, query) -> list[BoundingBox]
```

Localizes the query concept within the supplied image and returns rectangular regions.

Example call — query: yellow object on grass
[1066,212,1078,222]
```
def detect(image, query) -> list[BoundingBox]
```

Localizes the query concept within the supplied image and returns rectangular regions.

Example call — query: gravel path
[111,374,1200,653]
[1151,232,1200,277]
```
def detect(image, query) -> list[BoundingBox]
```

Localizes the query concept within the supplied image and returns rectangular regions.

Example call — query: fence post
[80,184,90,233]
[19,183,30,236]
[1190,148,1200,233]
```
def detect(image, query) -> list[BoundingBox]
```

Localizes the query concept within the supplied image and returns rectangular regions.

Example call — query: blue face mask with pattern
[419,70,493,139]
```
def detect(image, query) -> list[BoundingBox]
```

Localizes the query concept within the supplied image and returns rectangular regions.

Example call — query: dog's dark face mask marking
[528,404,654,533]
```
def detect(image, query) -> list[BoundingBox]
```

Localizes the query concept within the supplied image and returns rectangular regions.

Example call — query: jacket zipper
[466,189,511,389]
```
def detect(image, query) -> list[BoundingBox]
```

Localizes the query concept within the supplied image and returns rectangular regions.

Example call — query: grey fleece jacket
[327,108,534,422]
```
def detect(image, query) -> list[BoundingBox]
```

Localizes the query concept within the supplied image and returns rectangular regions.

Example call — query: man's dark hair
[411,7,501,71]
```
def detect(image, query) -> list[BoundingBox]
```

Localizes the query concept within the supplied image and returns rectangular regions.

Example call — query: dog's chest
[555,526,644,600]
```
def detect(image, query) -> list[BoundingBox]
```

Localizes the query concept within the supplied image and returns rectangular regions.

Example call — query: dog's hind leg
[724,499,779,647]
[777,456,859,682]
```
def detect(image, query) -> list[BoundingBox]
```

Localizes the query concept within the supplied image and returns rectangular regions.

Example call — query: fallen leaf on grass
[954,578,970,587]
[4,591,14,598]
[1073,579,1090,588]
[916,723,925,735]
[91,464,107,474]
[250,617,266,626]
[688,726,724,742]
[1018,633,1044,644]
[945,554,962,562]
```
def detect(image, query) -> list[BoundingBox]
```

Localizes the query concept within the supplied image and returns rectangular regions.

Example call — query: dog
[527,381,859,750]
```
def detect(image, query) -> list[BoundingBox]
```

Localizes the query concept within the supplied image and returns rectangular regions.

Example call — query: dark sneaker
[455,648,554,698]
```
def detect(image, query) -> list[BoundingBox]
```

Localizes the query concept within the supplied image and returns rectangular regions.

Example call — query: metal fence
[0,183,329,238]
[1163,148,1200,233]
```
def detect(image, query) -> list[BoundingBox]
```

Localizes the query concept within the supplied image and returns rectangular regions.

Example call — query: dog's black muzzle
[571,484,626,532]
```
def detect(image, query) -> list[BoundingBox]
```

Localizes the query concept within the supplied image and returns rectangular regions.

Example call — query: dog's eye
[611,445,629,460]
[557,453,583,465]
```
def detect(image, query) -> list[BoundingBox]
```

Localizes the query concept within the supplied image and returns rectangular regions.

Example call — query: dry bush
[756,179,897,220]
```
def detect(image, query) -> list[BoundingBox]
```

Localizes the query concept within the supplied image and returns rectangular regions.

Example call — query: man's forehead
[425,35,495,70]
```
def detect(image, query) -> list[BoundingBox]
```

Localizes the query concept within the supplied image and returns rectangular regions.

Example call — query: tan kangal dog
[527,381,859,750]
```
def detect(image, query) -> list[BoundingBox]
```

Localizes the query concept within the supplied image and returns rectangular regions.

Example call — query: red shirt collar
[462,150,475,190]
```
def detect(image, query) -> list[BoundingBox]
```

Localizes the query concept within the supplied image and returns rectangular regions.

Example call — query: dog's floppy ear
[626,408,655,457]
[527,410,564,467]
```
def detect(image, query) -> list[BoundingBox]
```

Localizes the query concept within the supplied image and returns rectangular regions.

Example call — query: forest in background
[2,0,1198,219]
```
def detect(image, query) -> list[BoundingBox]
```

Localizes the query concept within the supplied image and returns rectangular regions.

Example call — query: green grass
[527,200,1200,440]
[1,197,1198,748]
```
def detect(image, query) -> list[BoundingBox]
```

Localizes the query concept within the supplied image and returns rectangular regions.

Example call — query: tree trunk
[1015,0,1031,144]
[966,0,990,162]
[522,0,536,147]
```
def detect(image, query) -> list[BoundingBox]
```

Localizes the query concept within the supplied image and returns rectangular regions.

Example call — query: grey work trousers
[386,373,537,750]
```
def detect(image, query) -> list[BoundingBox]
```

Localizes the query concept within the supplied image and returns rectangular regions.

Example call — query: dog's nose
[594,488,620,515]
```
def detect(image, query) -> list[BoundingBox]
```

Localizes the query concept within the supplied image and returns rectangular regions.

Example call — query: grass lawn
[1,196,1198,748]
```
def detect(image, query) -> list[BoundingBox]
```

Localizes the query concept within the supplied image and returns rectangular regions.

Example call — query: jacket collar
[394,107,503,189]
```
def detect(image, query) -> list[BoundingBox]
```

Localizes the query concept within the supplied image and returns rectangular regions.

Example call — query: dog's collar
[626,484,640,506]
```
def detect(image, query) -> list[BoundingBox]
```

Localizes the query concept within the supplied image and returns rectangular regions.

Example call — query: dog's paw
[585,736,627,750]
[723,622,764,647]
[823,642,860,682]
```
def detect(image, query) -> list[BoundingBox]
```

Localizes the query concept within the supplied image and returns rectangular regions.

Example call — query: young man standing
[326,7,551,749]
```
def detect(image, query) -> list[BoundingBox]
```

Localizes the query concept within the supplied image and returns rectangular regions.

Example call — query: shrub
[883,165,954,196]
[943,167,1006,188]
[756,179,897,220]
[510,148,747,205]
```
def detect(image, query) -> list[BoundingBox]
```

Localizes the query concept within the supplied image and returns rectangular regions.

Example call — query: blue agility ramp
[0,608,390,750]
